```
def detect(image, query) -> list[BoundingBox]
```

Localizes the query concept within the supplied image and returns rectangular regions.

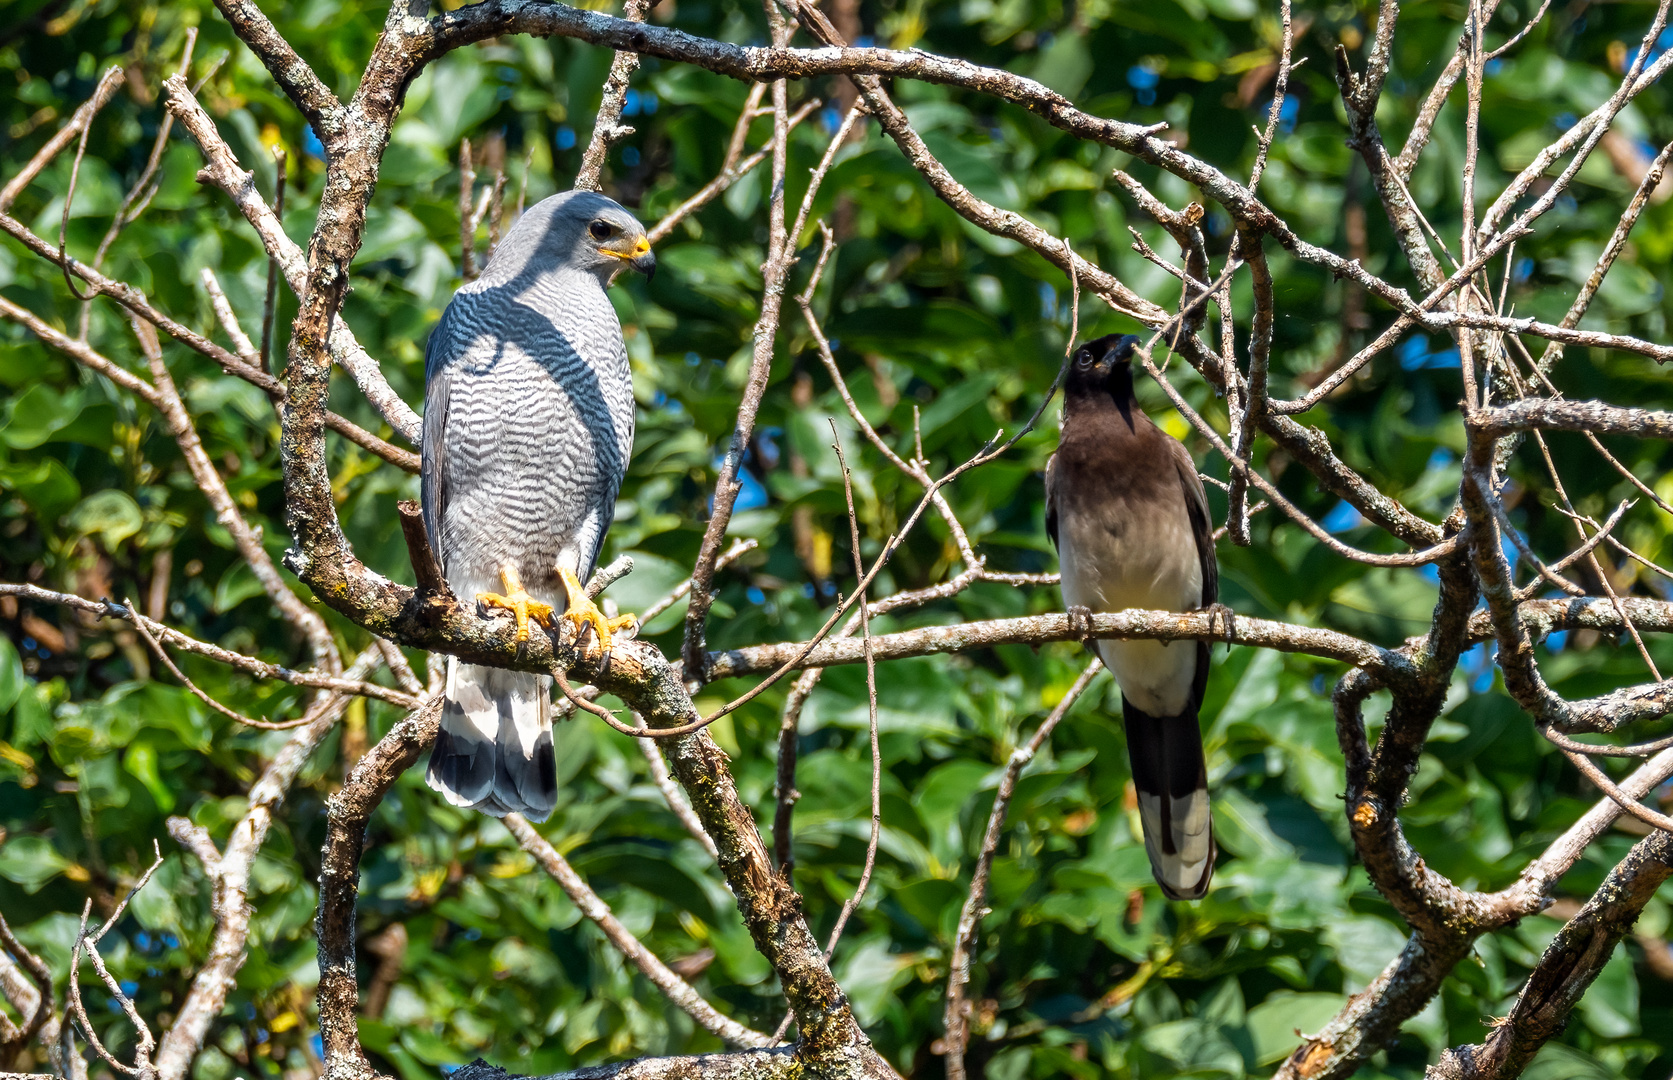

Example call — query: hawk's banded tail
[426,659,558,821]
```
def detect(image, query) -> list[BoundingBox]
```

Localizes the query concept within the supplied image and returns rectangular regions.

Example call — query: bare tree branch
[163,74,422,445]
[574,0,654,192]
[155,647,387,1080]
[1429,830,1673,1079]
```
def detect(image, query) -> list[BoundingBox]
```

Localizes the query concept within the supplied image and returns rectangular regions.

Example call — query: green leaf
[1031,33,1092,97]
[0,457,81,519]
[67,490,144,550]
[1214,787,1295,860]
[0,834,72,893]
[606,550,694,635]
[914,758,992,852]
[123,740,176,811]
[0,384,83,449]
[10,682,53,749]
[401,1027,469,1067]
[1241,991,1345,1065]
[0,634,23,715]
[1200,0,1257,18]
[1577,942,1638,1038]
[214,561,267,613]
[1324,915,1407,990]
[834,937,916,1026]
[52,402,116,449]
[1522,1042,1622,1080]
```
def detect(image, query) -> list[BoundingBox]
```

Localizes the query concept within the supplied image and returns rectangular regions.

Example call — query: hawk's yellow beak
[628,236,655,279]
[604,235,656,280]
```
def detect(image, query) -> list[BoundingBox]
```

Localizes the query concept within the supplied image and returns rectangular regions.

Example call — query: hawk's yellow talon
[558,565,638,653]
[478,566,556,643]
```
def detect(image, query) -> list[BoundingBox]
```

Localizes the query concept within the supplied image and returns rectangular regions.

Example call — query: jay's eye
[589,220,612,240]
[1075,350,1093,367]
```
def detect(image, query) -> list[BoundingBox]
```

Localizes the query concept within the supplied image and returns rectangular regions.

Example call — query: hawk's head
[497,190,656,284]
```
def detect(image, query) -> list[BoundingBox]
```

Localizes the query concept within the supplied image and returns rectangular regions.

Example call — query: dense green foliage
[3,0,1673,1076]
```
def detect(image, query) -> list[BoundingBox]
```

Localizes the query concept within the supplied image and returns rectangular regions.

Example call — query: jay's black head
[1065,333,1141,403]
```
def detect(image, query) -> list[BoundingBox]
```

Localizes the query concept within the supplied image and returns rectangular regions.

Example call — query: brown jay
[1045,333,1218,900]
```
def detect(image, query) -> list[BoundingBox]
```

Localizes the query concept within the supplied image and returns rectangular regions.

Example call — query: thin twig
[82,34,198,340]
[680,33,799,679]
[0,583,412,706]
[942,661,1102,1080]
[574,0,654,192]
[818,425,881,960]
[504,814,774,1046]
[459,137,477,281]
[1485,0,1552,60]
[127,316,341,670]
[1537,137,1673,374]
[125,594,300,729]
[772,666,823,873]
[1551,742,1673,833]
[1137,347,1464,567]
[199,268,260,365]
[1530,431,1661,679]
[0,66,125,214]
[639,539,759,625]
[0,915,52,1052]
[66,845,165,1077]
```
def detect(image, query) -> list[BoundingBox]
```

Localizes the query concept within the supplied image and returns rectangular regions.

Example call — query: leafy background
[3,0,1673,1077]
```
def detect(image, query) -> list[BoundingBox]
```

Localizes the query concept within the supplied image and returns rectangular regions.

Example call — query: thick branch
[1429,830,1673,1079]
[208,0,346,144]
[317,698,442,1080]
[1477,398,1673,440]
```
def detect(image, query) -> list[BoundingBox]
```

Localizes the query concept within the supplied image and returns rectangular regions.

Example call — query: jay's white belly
[1059,503,1202,717]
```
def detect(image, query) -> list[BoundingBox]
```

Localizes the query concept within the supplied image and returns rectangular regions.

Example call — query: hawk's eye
[589,220,612,240]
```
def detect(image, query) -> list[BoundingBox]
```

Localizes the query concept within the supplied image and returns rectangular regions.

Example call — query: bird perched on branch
[1045,333,1220,899]
[421,190,656,821]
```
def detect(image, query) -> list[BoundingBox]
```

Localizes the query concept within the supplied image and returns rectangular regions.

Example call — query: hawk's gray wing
[420,321,452,566]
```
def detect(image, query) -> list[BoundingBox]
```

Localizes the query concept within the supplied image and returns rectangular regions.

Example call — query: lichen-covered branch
[1428,830,1673,1079]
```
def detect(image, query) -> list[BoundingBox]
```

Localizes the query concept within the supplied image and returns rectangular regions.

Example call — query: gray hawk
[421,189,656,821]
